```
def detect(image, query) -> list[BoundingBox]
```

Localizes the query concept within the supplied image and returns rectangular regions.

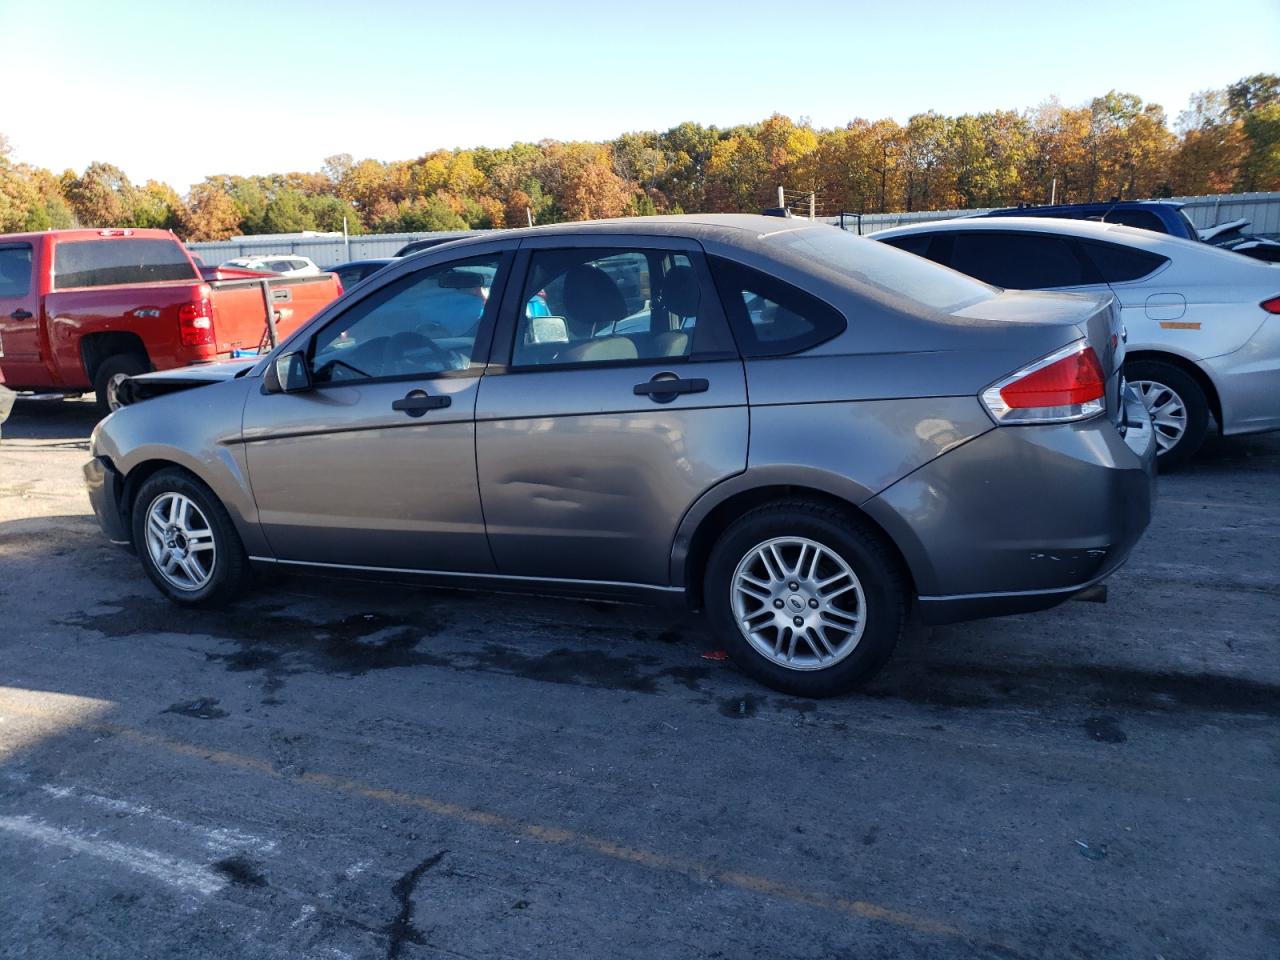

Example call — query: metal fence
[187,192,1280,263]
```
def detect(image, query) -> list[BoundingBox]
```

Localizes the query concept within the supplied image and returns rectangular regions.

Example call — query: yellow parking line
[2,691,1004,949]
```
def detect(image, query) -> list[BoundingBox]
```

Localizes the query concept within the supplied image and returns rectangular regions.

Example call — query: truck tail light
[178,294,215,347]
[981,340,1106,425]
[1261,296,1280,314]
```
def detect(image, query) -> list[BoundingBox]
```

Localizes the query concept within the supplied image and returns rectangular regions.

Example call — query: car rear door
[474,236,748,587]
[241,245,514,573]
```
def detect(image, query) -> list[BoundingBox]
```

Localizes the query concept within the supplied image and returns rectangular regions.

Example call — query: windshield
[776,228,997,312]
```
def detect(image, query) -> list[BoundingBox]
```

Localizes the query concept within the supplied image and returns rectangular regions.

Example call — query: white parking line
[0,814,225,895]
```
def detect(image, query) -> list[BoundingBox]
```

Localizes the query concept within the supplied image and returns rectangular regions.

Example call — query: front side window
[710,256,846,357]
[944,232,1099,289]
[53,239,198,289]
[0,244,33,297]
[511,248,707,367]
[309,255,500,383]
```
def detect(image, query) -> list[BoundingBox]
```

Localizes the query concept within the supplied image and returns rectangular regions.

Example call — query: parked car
[1199,219,1280,263]
[874,216,1280,468]
[221,255,322,277]
[394,233,478,257]
[327,258,394,289]
[0,347,13,440]
[0,228,343,413]
[980,200,1203,240]
[85,215,1155,697]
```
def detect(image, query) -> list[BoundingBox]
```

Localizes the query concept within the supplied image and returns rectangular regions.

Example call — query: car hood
[118,359,257,406]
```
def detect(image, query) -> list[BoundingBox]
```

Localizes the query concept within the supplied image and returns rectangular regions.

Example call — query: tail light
[178,290,215,347]
[981,340,1106,425]
[1261,296,1280,314]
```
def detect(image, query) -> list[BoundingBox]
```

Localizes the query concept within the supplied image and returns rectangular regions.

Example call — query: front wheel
[131,469,249,606]
[704,501,906,698]
[1124,359,1209,471]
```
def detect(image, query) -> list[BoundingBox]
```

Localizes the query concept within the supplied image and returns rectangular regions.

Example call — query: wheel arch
[80,332,151,385]
[673,471,918,610]
[1125,349,1222,432]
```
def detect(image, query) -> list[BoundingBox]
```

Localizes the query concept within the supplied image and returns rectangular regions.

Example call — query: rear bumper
[83,456,132,546]
[1200,316,1280,436]
[863,409,1156,626]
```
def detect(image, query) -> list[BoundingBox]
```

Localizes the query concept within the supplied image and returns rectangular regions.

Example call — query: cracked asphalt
[1,396,1277,959]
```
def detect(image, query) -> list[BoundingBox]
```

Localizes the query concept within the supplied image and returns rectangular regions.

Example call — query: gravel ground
[1,396,1277,960]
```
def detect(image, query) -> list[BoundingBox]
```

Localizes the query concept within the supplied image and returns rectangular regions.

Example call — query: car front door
[475,237,748,587]
[0,241,42,386]
[242,247,513,573]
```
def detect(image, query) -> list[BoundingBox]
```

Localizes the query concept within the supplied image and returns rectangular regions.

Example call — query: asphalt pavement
[1,396,1277,959]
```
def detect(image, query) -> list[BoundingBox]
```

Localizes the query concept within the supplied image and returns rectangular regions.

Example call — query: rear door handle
[9,309,32,320]
[392,389,451,417]
[633,376,709,402]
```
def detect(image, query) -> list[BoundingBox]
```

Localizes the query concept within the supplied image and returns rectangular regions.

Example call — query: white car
[221,255,321,277]
[873,217,1280,468]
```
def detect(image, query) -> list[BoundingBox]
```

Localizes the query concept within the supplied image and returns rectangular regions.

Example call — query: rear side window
[710,256,846,358]
[1078,240,1169,284]
[0,244,33,297]
[54,239,197,289]
[1103,209,1166,233]
[942,232,1099,289]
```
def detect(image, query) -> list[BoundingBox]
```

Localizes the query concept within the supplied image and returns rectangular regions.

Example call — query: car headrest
[661,265,700,318]
[562,264,627,337]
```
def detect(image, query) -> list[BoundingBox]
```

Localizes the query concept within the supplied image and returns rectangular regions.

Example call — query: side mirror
[264,350,312,394]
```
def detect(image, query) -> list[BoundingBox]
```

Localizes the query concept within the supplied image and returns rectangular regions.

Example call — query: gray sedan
[85,215,1156,697]
[874,216,1280,468]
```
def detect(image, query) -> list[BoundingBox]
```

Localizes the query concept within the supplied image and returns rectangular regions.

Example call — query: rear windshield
[53,239,197,289]
[776,228,996,312]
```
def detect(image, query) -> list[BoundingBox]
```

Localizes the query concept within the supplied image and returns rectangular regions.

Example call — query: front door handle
[392,389,451,417]
[633,375,709,402]
[9,309,32,320]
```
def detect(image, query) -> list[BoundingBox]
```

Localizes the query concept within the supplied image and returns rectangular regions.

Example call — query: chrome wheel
[104,372,130,412]
[730,536,866,672]
[1131,379,1187,454]
[144,492,217,592]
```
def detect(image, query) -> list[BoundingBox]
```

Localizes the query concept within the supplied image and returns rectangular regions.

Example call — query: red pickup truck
[0,228,342,413]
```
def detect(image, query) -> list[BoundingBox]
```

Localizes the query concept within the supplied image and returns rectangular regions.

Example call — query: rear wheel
[131,469,249,606]
[705,500,906,698]
[1125,359,1209,471]
[94,354,149,416]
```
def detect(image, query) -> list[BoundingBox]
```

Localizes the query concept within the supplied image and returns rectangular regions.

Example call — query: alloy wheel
[1131,379,1188,454]
[144,492,217,591]
[730,536,866,672]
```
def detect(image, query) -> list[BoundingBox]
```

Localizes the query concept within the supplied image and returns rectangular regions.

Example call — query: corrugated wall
[187,192,1280,262]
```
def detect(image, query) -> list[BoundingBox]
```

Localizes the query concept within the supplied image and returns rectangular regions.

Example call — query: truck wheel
[1125,359,1209,472]
[131,469,249,607]
[94,354,149,416]
[704,500,907,698]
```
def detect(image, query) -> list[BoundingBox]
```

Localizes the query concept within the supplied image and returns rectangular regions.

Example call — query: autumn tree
[180,183,241,241]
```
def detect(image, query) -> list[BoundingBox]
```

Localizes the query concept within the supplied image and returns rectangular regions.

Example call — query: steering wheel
[384,330,456,373]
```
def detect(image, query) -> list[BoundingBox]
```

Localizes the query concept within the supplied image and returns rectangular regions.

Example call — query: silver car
[85,215,1156,697]
[874,216,1280,468]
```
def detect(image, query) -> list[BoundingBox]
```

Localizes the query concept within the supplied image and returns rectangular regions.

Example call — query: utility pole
[809,192,816,221]
[342,216,350,261]
[526,207,534,228]
[778,185,785,209]
[1050,178,1057,205]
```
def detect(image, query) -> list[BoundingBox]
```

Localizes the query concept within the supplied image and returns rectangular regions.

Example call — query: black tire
[131,468,249,607]
[1124,359,1209,472]
[94,354,149,416]
[704,500,907,698]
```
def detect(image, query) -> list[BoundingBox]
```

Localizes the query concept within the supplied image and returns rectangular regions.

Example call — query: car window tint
[512,248,703,368]
[710,256,846,358]
[0,244,33,297]
[310,255,500,383]
[945,232,1097,289]
[878,234,933,257]
[1078,240,1169,284]
[1103,209,1165,233]
[53,239,198,289]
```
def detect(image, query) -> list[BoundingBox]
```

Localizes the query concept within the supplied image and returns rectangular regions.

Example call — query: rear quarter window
[1078,240,1169,283]
[709,256,846,358]
[54,239,197,289]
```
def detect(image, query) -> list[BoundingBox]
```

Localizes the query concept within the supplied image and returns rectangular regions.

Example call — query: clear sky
[2,0,1277,193]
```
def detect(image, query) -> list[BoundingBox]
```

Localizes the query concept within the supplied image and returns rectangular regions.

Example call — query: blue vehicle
[980,200,1202,240]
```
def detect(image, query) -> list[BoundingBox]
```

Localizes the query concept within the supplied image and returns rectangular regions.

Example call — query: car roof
[991,200,1184,213]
